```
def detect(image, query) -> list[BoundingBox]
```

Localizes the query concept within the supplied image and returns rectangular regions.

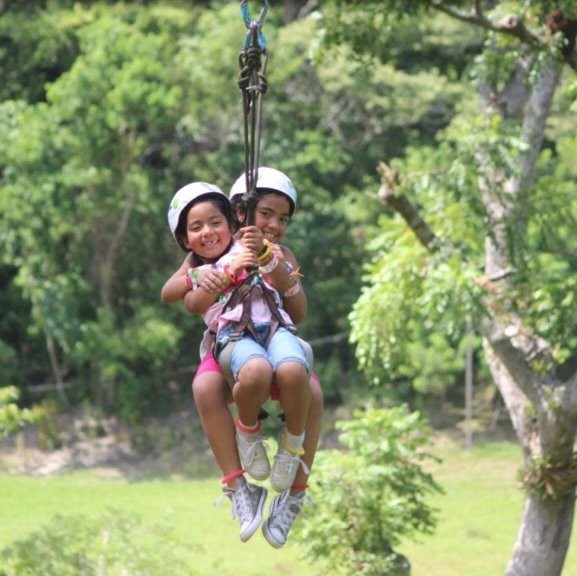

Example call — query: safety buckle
[240,0,268,51]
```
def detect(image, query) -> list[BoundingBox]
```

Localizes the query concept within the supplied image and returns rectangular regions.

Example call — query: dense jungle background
[2,2,577,575]
[1,0,499,428]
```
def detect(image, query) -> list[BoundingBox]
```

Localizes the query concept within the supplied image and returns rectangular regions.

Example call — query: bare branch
[484,319,545,407]
[376,162,440,252]
[430,1,577,71]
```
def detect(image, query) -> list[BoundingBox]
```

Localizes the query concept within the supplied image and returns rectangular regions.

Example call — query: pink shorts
[195,352,222,377]
[193,353,319,401]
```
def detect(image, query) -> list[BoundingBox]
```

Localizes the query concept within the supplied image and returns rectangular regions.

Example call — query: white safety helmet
[167,181,228,251]
[229,167,297,215]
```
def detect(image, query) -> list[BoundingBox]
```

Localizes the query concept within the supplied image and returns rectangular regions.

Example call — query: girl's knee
[276,361,308,381]
[193,373,230,408]
[237,358,273,388]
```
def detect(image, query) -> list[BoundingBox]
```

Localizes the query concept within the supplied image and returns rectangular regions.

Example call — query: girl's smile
[252,193,291,244]
[184,201,233,260]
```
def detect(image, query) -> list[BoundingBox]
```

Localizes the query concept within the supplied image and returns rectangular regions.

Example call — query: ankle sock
[283,429,305,453]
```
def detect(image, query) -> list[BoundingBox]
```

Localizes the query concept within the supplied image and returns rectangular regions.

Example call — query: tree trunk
[373,3,577,572]
[479,53,577,576]
[381,47,577,576]
[506,494,576,576]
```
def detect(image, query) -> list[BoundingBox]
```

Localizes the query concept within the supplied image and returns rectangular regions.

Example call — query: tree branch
[483,318,545,407]
[430,1,577,71]
[376,162,440,252]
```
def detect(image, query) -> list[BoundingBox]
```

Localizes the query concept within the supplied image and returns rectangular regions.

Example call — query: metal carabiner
[240,0,269,50]
[240,0,269,28]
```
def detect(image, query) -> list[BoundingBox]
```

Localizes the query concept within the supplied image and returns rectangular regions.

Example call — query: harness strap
[217,273,297,381]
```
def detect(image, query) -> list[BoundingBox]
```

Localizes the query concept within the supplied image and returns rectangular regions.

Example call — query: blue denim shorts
[216,323,309,381]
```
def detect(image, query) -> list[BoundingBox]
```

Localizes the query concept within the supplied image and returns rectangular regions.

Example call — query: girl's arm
[161,255,230,311]
[261,244,307,325]
[184,247,257,315]
[160,255,193,304]
[183,268,228,315]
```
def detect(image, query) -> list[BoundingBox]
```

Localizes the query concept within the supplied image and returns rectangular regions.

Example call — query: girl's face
[252,193,291,244]
[183,201,233,260]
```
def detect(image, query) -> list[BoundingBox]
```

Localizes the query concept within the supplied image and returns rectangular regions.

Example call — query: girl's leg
[274,361,311,436]
[229,335,273,426]
[228,339,274,481]
[292,373,323,492]
[233,357,273,426]
[192,371,241,489]
[262,373,323,549]
[193,366,267,543]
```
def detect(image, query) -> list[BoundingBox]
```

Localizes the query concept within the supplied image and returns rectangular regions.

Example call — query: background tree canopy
[0,0,474,420]
[2,2,577,574]
[1,0,574,436]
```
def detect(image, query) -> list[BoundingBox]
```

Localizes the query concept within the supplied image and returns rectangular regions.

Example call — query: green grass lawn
[1,440,576,575]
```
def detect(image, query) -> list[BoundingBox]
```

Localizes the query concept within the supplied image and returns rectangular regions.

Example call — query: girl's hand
[199,268,229,294]
[270,243,283,260]
[231,247,257,276]
[239,225,265,255]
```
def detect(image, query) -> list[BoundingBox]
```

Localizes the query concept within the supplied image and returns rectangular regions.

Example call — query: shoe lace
[271,491,311,533]
[275,445,310,477]
[215,488,233,509]
[231,482,258,522]
[239,432,269,466]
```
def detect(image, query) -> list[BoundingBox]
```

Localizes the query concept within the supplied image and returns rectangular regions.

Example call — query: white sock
[283,429,305,453]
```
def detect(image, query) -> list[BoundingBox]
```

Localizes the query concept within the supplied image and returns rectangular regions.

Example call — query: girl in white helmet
[162,176,317,547]
[182,168,323,549]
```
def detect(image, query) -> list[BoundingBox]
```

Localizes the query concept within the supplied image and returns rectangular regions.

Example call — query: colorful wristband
[223,264,237,285]
[257,243,273,263]
[259,254,279,274]
[186,268,198,290]
[282,282,301,298]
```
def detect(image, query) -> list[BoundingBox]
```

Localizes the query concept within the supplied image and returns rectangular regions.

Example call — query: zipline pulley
[238,0,269,226]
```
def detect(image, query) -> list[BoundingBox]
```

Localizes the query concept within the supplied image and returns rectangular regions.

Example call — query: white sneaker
[270,432,308,493]
[223,477,268,542]
[262,490,309,548]
[236,427,271,481]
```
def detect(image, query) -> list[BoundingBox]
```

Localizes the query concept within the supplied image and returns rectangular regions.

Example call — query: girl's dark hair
[175,193,237,254]
[232,189,294,225]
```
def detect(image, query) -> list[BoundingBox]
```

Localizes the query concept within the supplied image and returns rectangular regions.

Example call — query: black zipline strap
[238,0,269,226]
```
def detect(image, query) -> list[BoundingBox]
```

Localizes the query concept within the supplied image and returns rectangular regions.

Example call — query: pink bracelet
[283,282,301,298]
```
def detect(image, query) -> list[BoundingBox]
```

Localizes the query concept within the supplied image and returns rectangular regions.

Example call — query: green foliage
[0,386,40,437]
[349,98,577,387]
[296,405,442,576]
[0,508,194,576]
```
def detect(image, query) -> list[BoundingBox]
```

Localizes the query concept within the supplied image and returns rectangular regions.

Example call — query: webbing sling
[216,274,297,386]
[238,0,269,226]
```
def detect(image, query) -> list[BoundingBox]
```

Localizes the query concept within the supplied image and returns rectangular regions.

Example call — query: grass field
[1,439,576,576]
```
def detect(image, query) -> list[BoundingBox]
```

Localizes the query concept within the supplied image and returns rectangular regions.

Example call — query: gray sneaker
[236,427,271,480]
[270,432,307,493]
[223,476,268,542]
[262,490,309,548]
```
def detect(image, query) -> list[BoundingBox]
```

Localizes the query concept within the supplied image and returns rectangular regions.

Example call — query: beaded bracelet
[186,268,199,290]
[257,242,272,263]
[223,264,237,285]
[259,254,279,274]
